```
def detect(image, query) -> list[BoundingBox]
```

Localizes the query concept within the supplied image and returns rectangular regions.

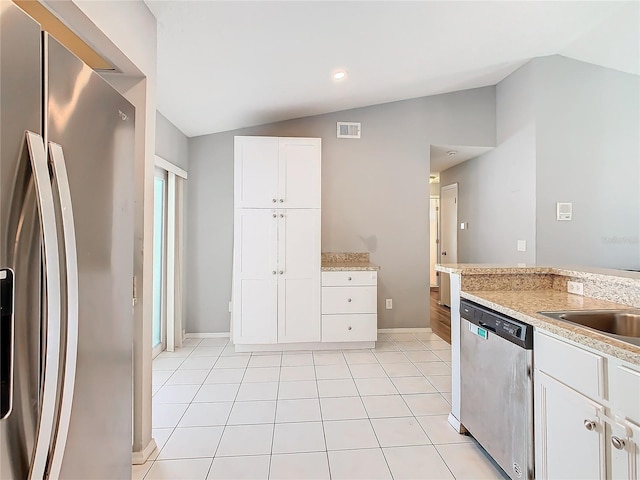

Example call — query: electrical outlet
[385,299,393,309]
[567,281,584,296]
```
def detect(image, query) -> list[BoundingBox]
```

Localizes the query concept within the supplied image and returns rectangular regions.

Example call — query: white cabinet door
[609,363,640,480]
[535,371,606,479]
[235,136,321,209]
[233,209,278,344]
[610,420,640,480]
[277,209,320,343]
[235,136,279,208]
[279,138,321,208]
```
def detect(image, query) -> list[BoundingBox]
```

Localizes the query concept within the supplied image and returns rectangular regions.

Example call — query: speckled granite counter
[435,264,640,365]
[321,252,379,271]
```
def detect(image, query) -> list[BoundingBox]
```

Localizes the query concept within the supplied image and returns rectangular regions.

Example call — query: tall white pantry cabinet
[232,136,321,346]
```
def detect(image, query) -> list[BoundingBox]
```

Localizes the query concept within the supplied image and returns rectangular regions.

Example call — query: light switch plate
[517,240,527,252]
[557,202,572,221]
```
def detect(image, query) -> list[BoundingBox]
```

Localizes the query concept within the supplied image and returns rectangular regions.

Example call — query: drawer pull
[272,198,277,203]
[347,298,352,303]
[348,326,352,331]
[272,213,277,218]
[348,276,352,281]
[279,271,284,275]
[272,271,276,275]
[584,420,597,431]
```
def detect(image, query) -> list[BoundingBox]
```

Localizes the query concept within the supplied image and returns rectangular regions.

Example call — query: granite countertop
[321,252,380,271]
[436,263,640,282]
[435,263,640,365]
[461,289,640,366]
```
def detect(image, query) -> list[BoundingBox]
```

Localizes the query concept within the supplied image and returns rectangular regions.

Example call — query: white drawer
[322,271,377,287]
[535,331,604,401]
[322,314,377,342]
[322,286,377,314]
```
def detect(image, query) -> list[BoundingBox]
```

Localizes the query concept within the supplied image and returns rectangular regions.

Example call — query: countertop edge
[321,263,380,271]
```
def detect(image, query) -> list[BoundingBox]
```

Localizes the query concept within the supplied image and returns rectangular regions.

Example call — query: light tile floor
[138,332,506,480]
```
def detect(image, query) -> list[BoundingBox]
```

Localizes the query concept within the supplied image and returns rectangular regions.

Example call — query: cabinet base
[234,341,375,353]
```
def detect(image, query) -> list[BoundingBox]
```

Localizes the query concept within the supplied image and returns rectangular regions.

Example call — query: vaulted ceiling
[146,1,639,138]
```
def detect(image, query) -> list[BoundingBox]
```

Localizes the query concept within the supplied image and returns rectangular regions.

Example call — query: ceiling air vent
[337,122,361,139]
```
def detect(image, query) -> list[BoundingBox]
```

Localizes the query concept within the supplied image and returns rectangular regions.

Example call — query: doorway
[152,168,168,358]
[429,197,440,287]
[439,183,458,308]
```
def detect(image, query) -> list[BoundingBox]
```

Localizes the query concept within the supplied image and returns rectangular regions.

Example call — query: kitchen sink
[538,309,640,347]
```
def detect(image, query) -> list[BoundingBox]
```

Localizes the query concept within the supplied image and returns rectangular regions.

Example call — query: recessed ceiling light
[447,150,458,156]
[333,70,348,81]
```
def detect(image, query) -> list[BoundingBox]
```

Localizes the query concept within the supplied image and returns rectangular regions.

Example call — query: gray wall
[441,61,537,264]
[441,55,640,270]
[187,87,496,333]
[156,111,188,170]
[534,56,640,269]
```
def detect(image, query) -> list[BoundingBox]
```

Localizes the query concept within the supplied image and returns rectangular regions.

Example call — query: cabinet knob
[279,199,284,203]
[273,214,277,218]
[348,276,352,281]
[347,298,352,303]
[272,198,277,203]
[272,271,276,275]
[279,214,284,218]
[279,271,284,275]
[348,326,352,331]
[583,420,597,431]
[611,436,626,450]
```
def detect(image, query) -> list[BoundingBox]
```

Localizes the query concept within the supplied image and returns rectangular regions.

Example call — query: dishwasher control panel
[460,300,533,349]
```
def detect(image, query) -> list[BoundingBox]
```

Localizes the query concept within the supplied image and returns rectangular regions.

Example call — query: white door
[440,183,458,264]
[233,209,278,343]
[234,136,279,208]
[277,209,321,342]
[439,184,457,307]
[535,371,606,479]
[429,197,439,286]
[279,138,321,208]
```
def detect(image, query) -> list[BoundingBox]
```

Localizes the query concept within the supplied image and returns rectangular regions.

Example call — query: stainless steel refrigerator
[1,3,135,478]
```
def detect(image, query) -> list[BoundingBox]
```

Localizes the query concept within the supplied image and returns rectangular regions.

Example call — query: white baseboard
[184,328,431,340]
[378,327,432,333]
[132,438,157,465]
[184,332,231,339]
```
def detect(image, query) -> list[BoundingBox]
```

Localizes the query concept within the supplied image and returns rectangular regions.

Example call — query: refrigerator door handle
[47,142,79,478]
[0,268,15,421]
[24,131,62,479]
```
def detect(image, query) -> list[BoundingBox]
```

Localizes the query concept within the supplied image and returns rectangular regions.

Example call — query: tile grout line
[267,353,283,479]
[313,347,332,479]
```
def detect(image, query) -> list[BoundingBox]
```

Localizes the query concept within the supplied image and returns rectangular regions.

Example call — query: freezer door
[0,4,45,480]
[45,34,135,478]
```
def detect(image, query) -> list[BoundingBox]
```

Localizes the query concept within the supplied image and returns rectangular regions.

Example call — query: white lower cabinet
[535,370,606,479]
[233,208,320,344]
[321,271,377,342]
[534,330,640,480]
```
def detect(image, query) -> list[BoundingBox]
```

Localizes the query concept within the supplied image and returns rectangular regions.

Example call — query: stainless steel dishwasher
[460,299,534,480]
